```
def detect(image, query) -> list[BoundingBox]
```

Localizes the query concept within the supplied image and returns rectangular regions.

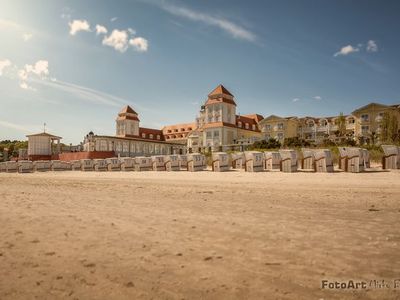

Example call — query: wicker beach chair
[381,145,399,170]
[314,149,334,173]
[244,151,264,172]
[231,152,245,169]
[187,153,206,172]
[5,161,18,173]
[33,160,51,172]
[164,155,180,171]
[106,157,121,171]
[279,150,298,173]
[80,159,94,171]
[51,160,71,171]
[18,160,33,173]
[264,151,281,170]
[151,156,166,171]
[211,152,229,172]
[120,157,135,171]
[93,159,107,171]
[346,148,365,173]
[70,160,82,171]
[134,157,152,171]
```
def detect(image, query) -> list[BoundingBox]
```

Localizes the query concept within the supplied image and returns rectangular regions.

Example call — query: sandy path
[0,170,399,299]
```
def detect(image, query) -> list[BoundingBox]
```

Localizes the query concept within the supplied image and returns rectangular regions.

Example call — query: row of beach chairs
[2,146,398,174]
[0,155,206,173]
[230,150,333,173]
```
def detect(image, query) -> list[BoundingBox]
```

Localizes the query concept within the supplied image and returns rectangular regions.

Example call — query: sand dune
[0,170,399,299]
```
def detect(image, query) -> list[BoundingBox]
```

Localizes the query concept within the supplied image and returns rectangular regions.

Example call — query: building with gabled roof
[185,84,264,152]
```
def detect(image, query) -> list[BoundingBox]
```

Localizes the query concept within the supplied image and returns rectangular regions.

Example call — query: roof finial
[43,122,46,133]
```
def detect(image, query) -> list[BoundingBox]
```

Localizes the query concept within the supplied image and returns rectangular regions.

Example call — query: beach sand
[0,170,399,299]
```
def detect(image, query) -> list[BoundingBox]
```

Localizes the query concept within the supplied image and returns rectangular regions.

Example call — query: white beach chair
[301,148,315,170]
[179,155,188,170]
[134,156,152,171]
[120,157,135,171]
[244,151,264,172]
[164,155,180,171]
[70,160,82,171]
[51,160,71,171]
[18,161,33,173]
[187,153,206,172]
[211,152,229,172]
[314,149,334,173]
[381,145,399,170]
[5,161,18,173]
[151,155,166,171]
[346,148,365,173]
[33,160,51,172]
[231,152,245,169]
[264,151,281,170]
[106,157,121,171]
[279,150,298,173]
[93,159,107,171]
[80,159,94,171]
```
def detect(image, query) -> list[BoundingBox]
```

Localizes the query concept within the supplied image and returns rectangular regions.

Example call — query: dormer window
[142,133,146,138]
[245,123,249,129]
[157,135,160,140]
[252,124,256,130]
[238,121,242,127]
[149,134,153,139]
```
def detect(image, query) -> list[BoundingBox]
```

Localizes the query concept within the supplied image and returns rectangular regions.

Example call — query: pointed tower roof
[119,105,138,115]
[208,84,234,97]
[117,105,140,121]
[205,84,236,106]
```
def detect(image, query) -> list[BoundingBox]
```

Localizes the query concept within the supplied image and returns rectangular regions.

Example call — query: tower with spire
[116,105,140,137]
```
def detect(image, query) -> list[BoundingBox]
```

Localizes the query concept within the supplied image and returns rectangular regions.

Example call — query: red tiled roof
[242,114,264,123]
[119,105,137,115]
[208,84,234,97]
[236,115,260,132]
[205,84,236,106]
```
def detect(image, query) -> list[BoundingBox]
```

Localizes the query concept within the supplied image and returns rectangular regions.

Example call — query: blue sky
[0,0,399,144]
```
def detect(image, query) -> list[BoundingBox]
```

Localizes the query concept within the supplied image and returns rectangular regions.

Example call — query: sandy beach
[0,170,399,300]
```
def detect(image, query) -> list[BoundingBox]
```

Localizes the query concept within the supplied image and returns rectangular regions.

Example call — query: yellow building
[258,115,299,143]
[351,102,400,143]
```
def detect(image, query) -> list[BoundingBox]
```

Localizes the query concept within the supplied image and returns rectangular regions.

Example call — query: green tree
[381,111,399,143]
[335,112,347,140]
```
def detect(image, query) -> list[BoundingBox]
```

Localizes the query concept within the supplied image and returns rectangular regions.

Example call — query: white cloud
[313,96,322,100]
[95,24,108,35]
[110,17,118,22]
[0,59,12,76]
[69,19,91,35]
[102,29,129,52]
[129,37,148,52]
[127,28,136,35]
[16,60,50,90]
[334,45,359,57]
[22,33,33,41]
[366,40,378,52]
[161,4,256,42]
[292,98,300,102]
